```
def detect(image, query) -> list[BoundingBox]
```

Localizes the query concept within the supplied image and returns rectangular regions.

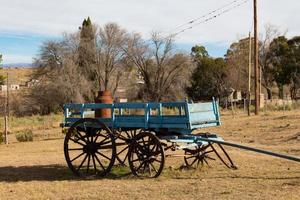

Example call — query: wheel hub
[83,143,97,154]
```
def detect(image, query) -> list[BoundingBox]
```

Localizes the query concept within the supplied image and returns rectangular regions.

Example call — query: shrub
[62,128,68,135]
[15,129,33,142]
[0,132,3,144]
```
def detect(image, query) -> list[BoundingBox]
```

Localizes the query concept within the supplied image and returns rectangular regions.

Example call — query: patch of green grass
[109,165,132,178]
[0,131,3,144]
[15,129,33,142]
[0,114,63,131]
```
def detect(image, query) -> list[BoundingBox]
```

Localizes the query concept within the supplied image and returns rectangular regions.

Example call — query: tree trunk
[266,88,272,99]
[278,85,284,99]
[104,74,109,91]
[290,86,296,100]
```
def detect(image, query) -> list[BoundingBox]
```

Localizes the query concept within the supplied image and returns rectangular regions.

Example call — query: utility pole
[4,72,9,145]
[7,72,9,118]
[254,0,259,115]
[248,32,252,116]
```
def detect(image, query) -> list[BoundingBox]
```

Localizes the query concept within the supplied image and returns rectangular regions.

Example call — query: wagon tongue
[199,137,300,163]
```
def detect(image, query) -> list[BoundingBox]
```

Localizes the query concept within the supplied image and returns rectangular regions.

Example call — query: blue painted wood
[62,99,221,134]
[114,102,147,109]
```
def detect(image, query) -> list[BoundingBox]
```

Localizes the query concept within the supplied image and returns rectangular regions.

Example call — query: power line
[167,0,242,34]
[167,0,250,38]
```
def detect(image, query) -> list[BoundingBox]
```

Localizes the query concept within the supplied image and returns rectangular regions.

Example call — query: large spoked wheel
[128,131,165,178]
[114,129,139,166]
[184,145,215,169]
[64,118,116,178]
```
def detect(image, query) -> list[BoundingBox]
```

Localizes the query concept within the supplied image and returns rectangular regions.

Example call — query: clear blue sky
[0,0,299,64]
[0,32,58,64]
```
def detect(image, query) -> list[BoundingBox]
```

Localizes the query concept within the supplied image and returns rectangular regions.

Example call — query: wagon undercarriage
[63,119,240,178]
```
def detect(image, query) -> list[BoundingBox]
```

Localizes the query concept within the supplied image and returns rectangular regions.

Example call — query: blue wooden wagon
[61,99,300,178]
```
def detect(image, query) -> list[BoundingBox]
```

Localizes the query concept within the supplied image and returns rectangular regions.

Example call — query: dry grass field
[0,110,300,200]
[0,68,35,85]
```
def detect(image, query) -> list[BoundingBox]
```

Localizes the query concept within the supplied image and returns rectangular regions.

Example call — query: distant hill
[0,68,36,85]
[2,63,36,68]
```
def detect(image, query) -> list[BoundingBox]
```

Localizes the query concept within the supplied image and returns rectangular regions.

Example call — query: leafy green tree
[268,36,290,99]
[286,36,300,99]
[191,45,209,60]
[187,46,228,101]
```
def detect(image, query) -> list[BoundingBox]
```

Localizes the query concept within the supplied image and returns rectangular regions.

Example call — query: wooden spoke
[96,151,111,161]
[68,148,83,151]
[70,152,85,163]
[76,154,88,172]
[112,129,137,166]
[75,129,88,143]
[116,145,129,155]
[149,163,158,173]
[93,153,106,171]
[69,137,86,146]
[92,153,97,173]
[86,154,91,174]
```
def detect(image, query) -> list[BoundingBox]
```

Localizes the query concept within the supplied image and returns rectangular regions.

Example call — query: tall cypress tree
[78,17,96,82]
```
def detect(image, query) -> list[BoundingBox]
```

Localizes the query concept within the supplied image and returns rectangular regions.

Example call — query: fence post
[4,116,8,145]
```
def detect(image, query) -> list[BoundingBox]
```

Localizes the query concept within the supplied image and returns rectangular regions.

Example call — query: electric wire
[167,0,243,34]
[165,0,250,38]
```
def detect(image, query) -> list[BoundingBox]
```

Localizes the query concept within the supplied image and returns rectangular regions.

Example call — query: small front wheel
[184,145,214,168]
[128,131,165,178]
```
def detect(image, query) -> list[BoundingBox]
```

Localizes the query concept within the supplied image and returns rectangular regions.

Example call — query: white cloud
[0,0,299,44]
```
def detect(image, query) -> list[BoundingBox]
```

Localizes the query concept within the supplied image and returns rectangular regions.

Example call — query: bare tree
[95,23,128,95]
[259,24,282,99]
[32,35,93,114]
[125,32,191,101]
[225,37,251,92]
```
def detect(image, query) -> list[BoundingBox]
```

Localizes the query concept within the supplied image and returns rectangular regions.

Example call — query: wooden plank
[64,104,83,109]
[149,116,189,124]
[189,111,216,123]
[191,123,219,129]
[83,103,113,109]
[114,103,147,109]
[188,102,214,113]
[115,116,145,123]
[114,122,146,128]
[148,123,188,129]
[161,102,186,107]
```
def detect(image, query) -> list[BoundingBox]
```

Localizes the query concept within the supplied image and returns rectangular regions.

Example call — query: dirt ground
[1,110,300,200]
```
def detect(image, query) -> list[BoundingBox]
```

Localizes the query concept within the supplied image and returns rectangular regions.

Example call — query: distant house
[10,84,20,90]
[0,84,20,91]
[115,87,128,102]
[227,89,242,102]
[25,79,40,87]
[136,71,144,85]
[0,85,7,91]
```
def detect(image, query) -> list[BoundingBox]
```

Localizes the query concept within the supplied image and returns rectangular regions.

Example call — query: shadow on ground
[0,165,76,182]
[1,165,299,183]
[0,165,132,182]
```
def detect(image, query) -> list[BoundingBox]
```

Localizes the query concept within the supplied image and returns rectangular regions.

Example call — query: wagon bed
[62,99,221,134]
